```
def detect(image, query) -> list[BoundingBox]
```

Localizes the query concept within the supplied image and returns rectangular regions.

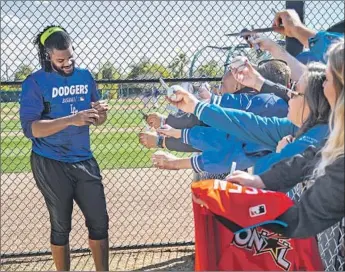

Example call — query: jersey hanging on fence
[191,180,324,271]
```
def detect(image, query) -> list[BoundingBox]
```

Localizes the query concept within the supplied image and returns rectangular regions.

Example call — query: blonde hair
[313,40,344,178]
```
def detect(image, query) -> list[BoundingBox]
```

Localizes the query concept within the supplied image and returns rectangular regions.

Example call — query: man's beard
[52,61,75,77]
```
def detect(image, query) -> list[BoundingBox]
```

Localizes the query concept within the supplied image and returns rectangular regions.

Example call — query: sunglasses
[286,81,305,99]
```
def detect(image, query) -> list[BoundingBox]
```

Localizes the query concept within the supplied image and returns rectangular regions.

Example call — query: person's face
[49,45,75,76]
[287,74,310,127]
[219,71,241,94]
[323,61,337,110]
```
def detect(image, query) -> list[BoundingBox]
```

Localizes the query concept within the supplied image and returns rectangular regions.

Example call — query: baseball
[230,56,248,71]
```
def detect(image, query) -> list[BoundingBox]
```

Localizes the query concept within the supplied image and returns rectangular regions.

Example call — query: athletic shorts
[30,152,109,245]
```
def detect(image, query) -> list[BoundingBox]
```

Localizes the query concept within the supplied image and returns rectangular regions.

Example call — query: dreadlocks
[34,25,71,71]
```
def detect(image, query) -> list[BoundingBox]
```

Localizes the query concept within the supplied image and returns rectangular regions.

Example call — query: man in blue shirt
[19,26,109,271]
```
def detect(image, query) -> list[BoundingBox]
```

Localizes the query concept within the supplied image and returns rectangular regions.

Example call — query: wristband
[157,135,164,148]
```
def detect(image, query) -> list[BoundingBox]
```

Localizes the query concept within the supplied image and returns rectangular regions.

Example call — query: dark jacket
[260,145,345,239]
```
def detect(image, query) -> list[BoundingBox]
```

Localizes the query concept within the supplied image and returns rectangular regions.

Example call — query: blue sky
[1,1,344,80]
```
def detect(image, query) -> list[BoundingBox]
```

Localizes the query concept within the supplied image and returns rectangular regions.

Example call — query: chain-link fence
[1,0,344,270]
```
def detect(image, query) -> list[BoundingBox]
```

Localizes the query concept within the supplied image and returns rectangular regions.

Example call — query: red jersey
[192,179,324,271]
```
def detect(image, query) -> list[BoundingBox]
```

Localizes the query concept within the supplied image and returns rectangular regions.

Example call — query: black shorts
[30,152,109,245]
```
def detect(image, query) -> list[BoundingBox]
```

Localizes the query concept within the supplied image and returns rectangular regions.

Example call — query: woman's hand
[276,135,294,153]
[226,170,265,189]
[231,59,265,91]
[166,88,200,114]
[156,124,182,139]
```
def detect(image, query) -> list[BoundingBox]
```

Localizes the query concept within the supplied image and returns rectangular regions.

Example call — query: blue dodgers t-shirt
[19,67,101,162]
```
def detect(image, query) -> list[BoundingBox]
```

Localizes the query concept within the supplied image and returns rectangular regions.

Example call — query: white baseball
[230,56,248,72]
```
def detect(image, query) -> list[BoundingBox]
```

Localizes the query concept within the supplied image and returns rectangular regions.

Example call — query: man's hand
[151,151,180,170]
[273,9,304,37]
[146,112,166,129]
[156,124,181,139]
[139,131,159,148]
[70,109,100,126]
[91,100,108,114]
[166,88,199,114]
[273,9,316,47]
[91,100,108,126]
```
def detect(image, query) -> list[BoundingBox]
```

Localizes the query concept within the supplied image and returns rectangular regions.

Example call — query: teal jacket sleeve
[194,101,297,150]
[210,93,251,109]
[253,124,329,175]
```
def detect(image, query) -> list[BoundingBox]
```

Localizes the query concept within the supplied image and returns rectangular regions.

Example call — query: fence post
[285,1,305,57]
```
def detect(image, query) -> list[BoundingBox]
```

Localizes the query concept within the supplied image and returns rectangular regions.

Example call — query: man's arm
[273,9,317,47]
[31,116,74,138]
[166,112,203,129]
[164,137,200,152]
[20,77,101,139]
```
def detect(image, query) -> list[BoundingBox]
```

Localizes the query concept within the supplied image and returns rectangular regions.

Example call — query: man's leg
[72,158,109,271]
[30,152,74,271]
[51,244,71,271]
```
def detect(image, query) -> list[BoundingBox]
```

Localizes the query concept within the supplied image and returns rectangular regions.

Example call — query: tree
[127,58,171,80]
[93,62,121,99]
[168,51,189,78]
[14,65,33,80]
[195,60,223,77]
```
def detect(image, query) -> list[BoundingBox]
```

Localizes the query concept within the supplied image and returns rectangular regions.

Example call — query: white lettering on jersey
[76,85,80,94]
[70,85,75,95]
[52,87,59,98]
[213,179,227,191]
[58,87,64,96]
[51,85,88,98]
[64,86,69,96]
[70,104,78,115]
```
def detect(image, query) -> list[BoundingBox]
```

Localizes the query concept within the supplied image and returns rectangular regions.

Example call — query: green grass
[1,110,144,132]
[1,97,177,173]
[1,131,157,173]
[1,98,167,132]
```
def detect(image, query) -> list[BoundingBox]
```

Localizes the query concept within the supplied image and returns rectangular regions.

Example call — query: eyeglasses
[286,81,305,99]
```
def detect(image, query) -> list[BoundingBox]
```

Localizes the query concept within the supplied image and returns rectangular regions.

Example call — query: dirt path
[1,168,195,256]
[0,246,195,271]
